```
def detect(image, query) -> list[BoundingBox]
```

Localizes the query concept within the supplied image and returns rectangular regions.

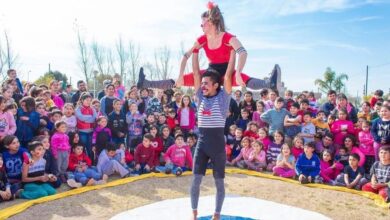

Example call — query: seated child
[114,143,134,169]
[362,146,390,202]
[273,144,296,178]
[335,153,367,189]
[320,149,343,185]
[230,137,252,168]
[134,134,156,175]
[311,110,330,136]
[245,140,267,172]
[20,142,56,199]
[335,146,349,167]
[33,136,62,188]
[97,142,130,178]
[68,144,108,186]
[291,136,304,159]
[266,131,284,171]
[295,142,322,184]
[0,154,13,202]
[2,135,29,196]
[187,133,198,157]
[157,134,193,176]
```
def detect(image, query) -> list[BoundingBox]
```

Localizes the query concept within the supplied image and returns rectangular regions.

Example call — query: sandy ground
[1,174,389,220]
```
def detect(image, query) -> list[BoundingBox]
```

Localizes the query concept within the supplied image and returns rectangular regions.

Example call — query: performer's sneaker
[137,67,145,89]
[270,64,281,92]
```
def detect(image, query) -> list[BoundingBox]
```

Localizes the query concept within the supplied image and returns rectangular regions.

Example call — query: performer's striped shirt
[196,89,230,128]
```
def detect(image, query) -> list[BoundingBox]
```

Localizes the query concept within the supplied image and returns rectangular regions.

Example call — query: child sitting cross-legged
[156,134,193,176]
[97,142,131,178]
[245,140,267,172]
[334,153,368,190]
[20,141,56,199]
[273,143,296,178]
[68,144,108,186]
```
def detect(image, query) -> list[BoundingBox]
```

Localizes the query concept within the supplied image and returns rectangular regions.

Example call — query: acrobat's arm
[229,37,247,87]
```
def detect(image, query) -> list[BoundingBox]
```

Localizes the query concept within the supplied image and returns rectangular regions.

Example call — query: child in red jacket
[134,134,155,174]
[68,144,108,186]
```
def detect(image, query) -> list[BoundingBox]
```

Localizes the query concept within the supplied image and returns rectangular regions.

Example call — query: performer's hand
[175,75,184,87]
[235,74,245,87]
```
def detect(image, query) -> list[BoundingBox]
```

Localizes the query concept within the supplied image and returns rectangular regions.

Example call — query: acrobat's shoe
[270,64,282,92]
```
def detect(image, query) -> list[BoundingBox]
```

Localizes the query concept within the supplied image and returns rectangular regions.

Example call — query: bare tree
[128,41,141,85]
[143,61,159,81]
[0,38,5,80]
[4,31,18,70]
[115,37,129,81]
[106,48,116,74]
[154,46,172,80]
[91,41,106,75]
[75,24,92,83]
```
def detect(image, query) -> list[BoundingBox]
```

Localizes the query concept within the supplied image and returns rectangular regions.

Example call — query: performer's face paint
[201,76,218,97]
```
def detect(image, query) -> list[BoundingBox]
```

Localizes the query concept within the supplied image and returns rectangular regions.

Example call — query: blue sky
[1,0,389,95]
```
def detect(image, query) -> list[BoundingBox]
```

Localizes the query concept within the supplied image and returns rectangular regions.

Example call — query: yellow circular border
[0,168,388,219]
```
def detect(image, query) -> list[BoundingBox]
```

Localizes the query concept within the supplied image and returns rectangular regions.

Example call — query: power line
[370,62,390,68]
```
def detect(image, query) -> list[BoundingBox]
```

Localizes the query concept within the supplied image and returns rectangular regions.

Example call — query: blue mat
[198,215,258,220]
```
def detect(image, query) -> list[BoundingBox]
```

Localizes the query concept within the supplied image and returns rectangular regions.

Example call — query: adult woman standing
[137,2,281,92]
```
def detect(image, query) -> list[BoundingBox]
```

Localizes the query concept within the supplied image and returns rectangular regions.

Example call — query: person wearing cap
[98,79,112,101]
[71,80,93,106]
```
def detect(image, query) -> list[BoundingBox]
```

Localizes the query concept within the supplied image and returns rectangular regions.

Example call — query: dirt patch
[1,174,389,220]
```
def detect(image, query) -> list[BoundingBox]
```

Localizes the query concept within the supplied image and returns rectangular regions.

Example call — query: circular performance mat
[110,195,331,220]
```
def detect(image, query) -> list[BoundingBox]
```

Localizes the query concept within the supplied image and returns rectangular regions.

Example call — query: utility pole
[48,63,51,73]
[365,65,368,96]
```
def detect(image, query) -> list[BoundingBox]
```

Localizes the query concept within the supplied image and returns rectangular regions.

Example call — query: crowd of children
[0,69,389,205]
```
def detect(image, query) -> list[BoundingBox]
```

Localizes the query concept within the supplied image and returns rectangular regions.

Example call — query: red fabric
[68,152,92,171]
[362,182,388,199]
[291,146,304,159]
[166,117,177,131]
[243,130,259,140]
[197,32,235,64]
[134,144,155,167]
[77,106,95,131]
[370,97,378,108]
[125,150,134,163]
[183,69,251,87]
[151,137,163,165]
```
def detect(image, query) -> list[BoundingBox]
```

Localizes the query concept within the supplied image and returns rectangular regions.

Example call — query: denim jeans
[74,168,103,185]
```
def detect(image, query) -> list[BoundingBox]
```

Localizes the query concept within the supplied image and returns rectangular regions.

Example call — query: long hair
[202,3,226,32]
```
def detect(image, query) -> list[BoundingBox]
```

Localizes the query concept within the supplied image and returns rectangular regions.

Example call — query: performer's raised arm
[229,37,247,87]
[177,42,202,87]
[192,49,201,92]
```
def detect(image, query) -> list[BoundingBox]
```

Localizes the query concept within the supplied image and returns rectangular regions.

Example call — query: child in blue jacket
[295,141,322,184]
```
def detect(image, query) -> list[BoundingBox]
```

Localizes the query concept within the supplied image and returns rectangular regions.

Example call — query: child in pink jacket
[245,140,267,171]
[231,137,253,169]
[51,121,71,181]
[320,149,344,185]
[358,120,375,172]
[331,109,355,146]
[157,134,193,176]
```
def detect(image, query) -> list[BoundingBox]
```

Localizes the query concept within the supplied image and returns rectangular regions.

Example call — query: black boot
[270,64,281,92]
[137,67,145,89]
